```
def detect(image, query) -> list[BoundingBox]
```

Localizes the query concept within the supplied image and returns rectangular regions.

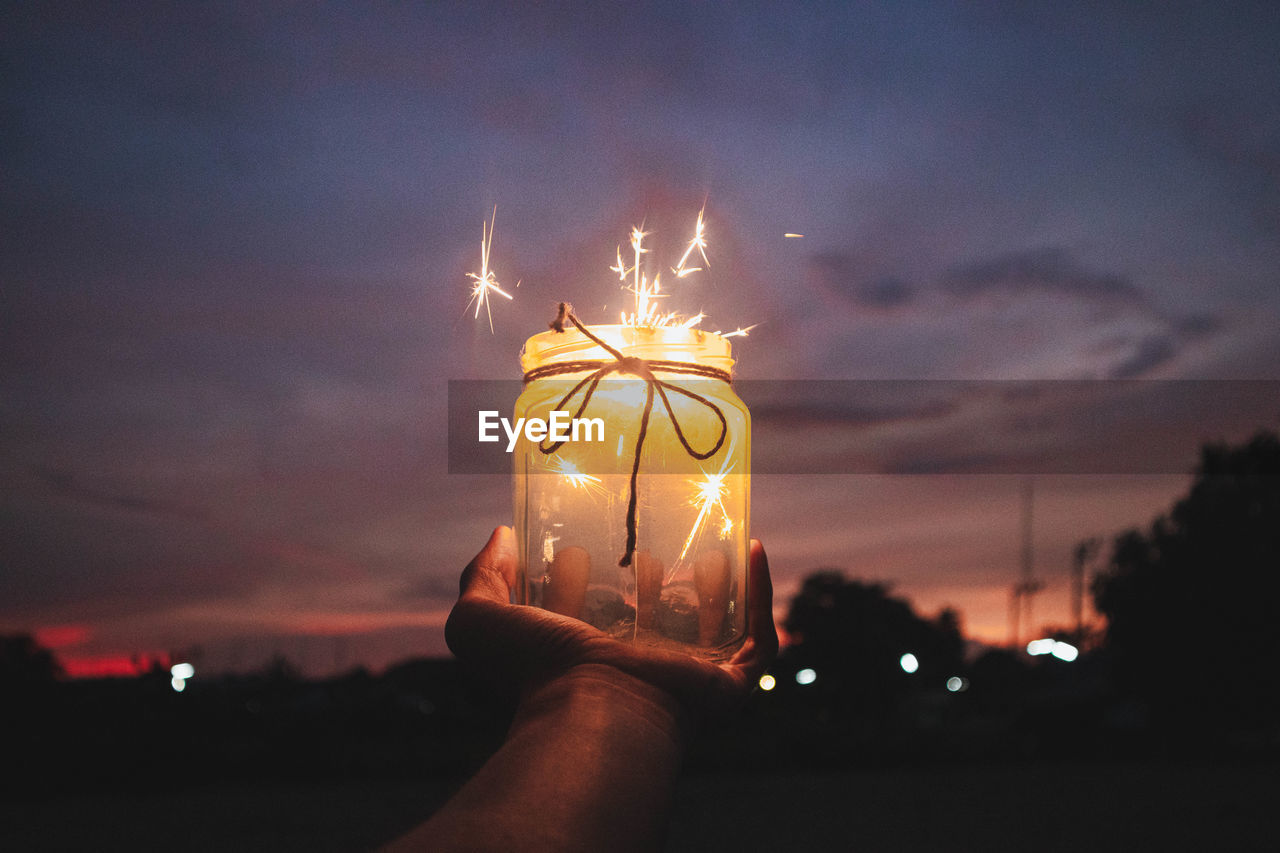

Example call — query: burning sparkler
[677,456,735,566]
[549,455,608,499]
[673,207,709,277]
[464,204,750,336]
[465,207,515,333]
[617,211,714,329]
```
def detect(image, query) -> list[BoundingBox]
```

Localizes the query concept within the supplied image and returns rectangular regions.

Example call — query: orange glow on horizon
[284,609,451,637]
[34,624,91,649]
[59,652,171,679]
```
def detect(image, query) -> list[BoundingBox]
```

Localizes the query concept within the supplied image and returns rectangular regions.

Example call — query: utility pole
[1010,477,1044,650]
[1072,537,1101,646]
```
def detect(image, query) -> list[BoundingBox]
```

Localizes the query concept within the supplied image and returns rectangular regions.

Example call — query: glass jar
[512,324,750,661]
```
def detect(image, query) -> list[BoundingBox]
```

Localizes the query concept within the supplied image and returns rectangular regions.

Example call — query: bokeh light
[1051,642,1079,662]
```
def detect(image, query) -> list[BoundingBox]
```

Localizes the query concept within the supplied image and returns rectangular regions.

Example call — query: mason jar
[512,323,750,661]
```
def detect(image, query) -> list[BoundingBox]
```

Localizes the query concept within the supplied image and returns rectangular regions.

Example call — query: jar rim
[520,324,734,373]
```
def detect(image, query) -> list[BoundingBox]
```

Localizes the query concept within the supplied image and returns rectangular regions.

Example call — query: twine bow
[524,304,730,567]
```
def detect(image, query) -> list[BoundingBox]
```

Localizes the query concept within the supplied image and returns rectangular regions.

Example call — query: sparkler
[676,456,735,566]
[504,202,752,653]
[465,207,515,333]
[464,204,749,335]
[673,208,709,277]
[549,455,608,499]
[618,211,714,329]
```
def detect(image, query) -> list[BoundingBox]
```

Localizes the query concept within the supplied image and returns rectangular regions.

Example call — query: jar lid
[520,324,734,374]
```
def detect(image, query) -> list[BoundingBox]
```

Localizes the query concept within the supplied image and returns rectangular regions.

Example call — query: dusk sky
[4,3,1279,675]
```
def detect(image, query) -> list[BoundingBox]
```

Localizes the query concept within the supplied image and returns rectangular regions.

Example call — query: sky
[3,2,1279,675]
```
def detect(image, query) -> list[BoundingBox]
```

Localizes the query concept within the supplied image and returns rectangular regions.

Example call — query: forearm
[389,664,688,852]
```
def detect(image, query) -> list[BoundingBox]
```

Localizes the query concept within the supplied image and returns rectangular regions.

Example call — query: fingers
[634,550,663,630]
[544,546,590,619]
[747,539,779,664]
[695,550,730,646]
[457,526,519,604]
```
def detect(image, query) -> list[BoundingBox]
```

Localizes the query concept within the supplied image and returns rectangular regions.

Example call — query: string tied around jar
[523,303,730,568]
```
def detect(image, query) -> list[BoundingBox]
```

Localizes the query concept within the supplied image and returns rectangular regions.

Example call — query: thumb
[457,526,519,604]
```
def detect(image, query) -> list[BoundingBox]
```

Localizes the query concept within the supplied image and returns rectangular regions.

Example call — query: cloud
[931,247,1225,378]
[396,574,464,604]
[1110,335,1178,379]
[34,466,209,521]
[747,381,957,429]
[806,252,916,310]
[1174,313,1221,339]
[749,379,1280,475]
[941,248,1142,304]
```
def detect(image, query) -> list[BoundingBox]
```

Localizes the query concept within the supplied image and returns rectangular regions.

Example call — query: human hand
[391,527,774,850]
[444,526,778,721]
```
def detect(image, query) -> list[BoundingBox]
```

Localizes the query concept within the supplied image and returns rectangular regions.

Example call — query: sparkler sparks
[550,456,607,498]
[465,207,515,333]
[617,211,713,329]
[460,203,751,337]
[673,208,709,278]
[677,458,735,564]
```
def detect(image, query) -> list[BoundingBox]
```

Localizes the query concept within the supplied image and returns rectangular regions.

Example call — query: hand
[445,526,778,721]
[391,528,776,851]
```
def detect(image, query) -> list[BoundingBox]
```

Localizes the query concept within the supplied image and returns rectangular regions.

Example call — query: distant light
[758,674,777,692]
[899,653,919,674]
[170,676,186,692]
[946,676,969,693]
[1051,641,1079,662]
[1027,638,1079,661]
[795,668,817,686]
[784,233,804,238]
[1026,639,1056,656]
[171,662,195,679]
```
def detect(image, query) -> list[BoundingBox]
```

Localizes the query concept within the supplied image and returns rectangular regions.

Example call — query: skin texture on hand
[444,526,778,722]
[386,527,777,852]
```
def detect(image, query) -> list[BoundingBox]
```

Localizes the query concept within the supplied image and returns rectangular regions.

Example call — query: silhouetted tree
[0,633,63,683]
[261,653,302,682]
[782,571,964,723]
[1092,429,1280,730]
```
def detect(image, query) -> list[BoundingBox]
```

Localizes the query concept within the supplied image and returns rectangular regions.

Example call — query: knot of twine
[524,303,731,567]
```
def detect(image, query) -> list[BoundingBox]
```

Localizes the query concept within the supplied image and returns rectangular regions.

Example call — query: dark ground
[3,760,1277,852]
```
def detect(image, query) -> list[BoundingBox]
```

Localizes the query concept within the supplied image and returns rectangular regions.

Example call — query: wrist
[515,663,691,751]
